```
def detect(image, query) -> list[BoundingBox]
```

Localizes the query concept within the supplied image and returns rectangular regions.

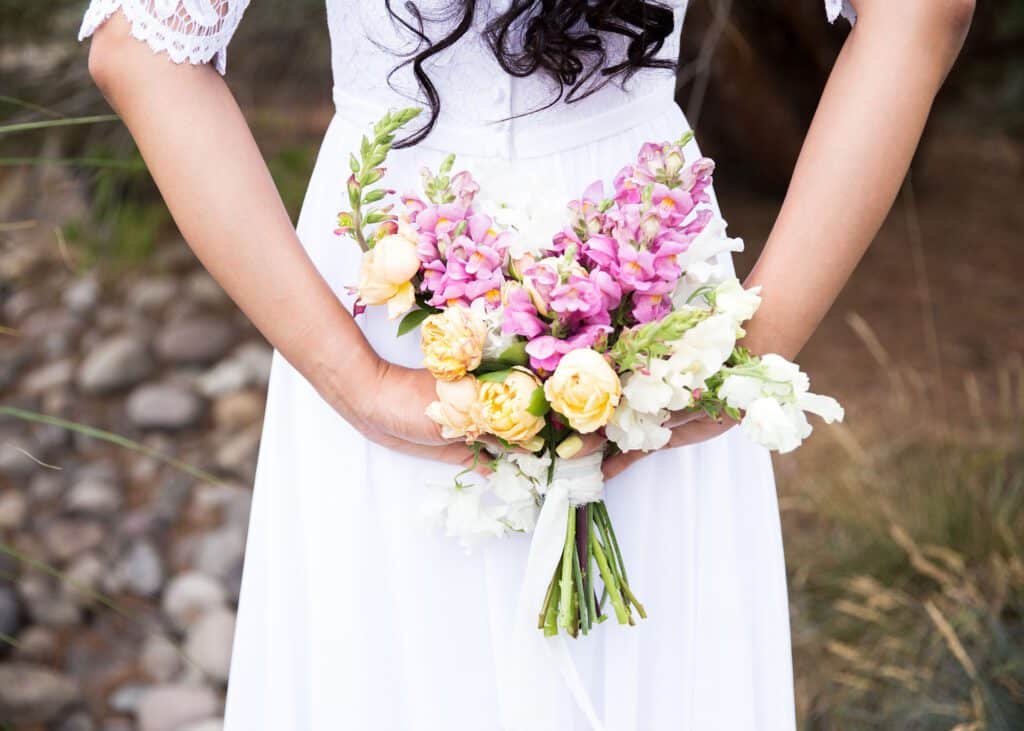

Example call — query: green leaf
[396,307,433,337]
[477,369,512,383]
[497,340,529,366]
[363,189,387,204]
[527,387,550,417]
[349,153,360,174]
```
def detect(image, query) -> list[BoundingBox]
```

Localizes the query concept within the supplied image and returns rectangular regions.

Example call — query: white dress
[81,2,855,729]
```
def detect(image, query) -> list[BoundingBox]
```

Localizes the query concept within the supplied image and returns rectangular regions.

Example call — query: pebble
[0,663,81,725]
[0,488,28,527]
[184,607,236,682]
[108,683,147,714]
[140,634,182,682]
[117,540,165,597]
[21,357,75,394]
[76,333,154,394]
[192,526,246,581]
[127,382,205,430]
[162,571,227,631]
[128,276,178,312]
[29,471,65,501]
[135,684,219,731]
[13,625,59,663]
[214,426,260,479]
[184,270,230,307]
[212,390,264,429]
[155,316,235,365]
[63,275,100,314]
[66,473,122,515]
[42,517,105,561]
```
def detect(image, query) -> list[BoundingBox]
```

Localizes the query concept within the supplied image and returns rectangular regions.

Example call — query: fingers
[602,450,645,481]
[574,432,607,458]
[663,407,708,429]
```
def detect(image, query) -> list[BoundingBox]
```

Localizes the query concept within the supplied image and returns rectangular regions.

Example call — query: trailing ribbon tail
[495,452,608,731]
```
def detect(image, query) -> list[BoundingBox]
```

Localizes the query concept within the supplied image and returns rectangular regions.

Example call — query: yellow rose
[420,306,487,382]
[425,376,482,441]
[477,368,546,445]
[357,234,421,319]
[544,348,621,434]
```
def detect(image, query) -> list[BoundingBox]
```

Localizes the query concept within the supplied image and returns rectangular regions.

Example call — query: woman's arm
[604,0,974,479]
[87,13,448,450]
[742,0,974,359]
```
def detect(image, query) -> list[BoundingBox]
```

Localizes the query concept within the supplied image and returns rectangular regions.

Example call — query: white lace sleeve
[78,1,250,75]
[824,0,857,24]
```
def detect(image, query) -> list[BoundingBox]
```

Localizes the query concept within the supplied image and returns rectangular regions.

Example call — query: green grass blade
[0,114,120,135]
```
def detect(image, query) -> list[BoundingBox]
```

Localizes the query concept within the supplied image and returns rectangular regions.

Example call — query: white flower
[487,460,541,533]
[605,401,672,452]
[713,278,761,324]
[672,218,745,307]
[718,353,845,453]
[474,161,568,259]
[507,451,552,483]
[740,397,811,454]
[665,313,738,387]
[621,368,674,414]
[469,298,519,360]
[422,480,508,551]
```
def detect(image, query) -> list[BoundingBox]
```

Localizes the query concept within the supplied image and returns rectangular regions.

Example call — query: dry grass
[786,326,1024,730]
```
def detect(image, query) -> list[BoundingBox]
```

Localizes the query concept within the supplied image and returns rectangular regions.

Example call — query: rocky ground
[1,233,271,730]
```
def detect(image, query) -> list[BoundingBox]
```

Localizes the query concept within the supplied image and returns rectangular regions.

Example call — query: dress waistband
[331,83,684,160]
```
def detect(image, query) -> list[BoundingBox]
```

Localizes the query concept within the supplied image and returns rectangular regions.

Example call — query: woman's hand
[601,411,735,481]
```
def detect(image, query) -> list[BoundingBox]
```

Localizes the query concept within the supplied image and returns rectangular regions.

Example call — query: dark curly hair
[385,0,677,147]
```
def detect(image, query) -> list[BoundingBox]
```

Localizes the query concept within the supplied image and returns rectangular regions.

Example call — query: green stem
[621,581,647,620]
[543,578,561,637]
[538,564,559,630]
[596,502,630,587]
[590,529,629,624]
[557,508,577,631]
[572,536,589,635]
[585,505,598,626]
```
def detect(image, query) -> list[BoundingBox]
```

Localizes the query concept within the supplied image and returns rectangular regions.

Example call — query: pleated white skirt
[223,100,796,731]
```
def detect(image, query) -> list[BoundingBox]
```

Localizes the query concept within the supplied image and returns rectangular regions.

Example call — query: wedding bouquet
[336,108,843,638]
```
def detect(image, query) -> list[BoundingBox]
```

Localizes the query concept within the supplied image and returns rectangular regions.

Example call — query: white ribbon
[496,452,608,731]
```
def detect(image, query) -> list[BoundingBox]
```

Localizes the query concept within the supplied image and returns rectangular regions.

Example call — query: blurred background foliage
[1,2,1023,730]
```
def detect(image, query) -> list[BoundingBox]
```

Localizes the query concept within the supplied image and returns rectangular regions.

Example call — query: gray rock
[29,471,65,501]
[127,383,205,430]
[162,571,227,631]
[195,359,249,398]
[21,358,75,394]
[118,540,164,597]
[135,684,219,731]
[141,634,182,682]
[77,333,154,394]
[64,554,106,601]
[0,663,80,725]
[0,584,21,637]
[192,527,245,581]
[13,625,58,663]
[102,719,134,731]
[42,517,105,560]
[108,683,147,714]
[184,607,236,682]
[66,472,122,515]
[63,275,100,314]
[0,488,27,528]
[0,434,42,479]
[19,575,81,627]
[233,341,273,386]
[128,276,178,312]
[184,271,230,307]
[155,316,235,366]
[214,426,260,480]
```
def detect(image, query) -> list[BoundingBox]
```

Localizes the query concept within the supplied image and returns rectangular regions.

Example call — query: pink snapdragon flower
[525,324,609,374]
[502,284,547,339]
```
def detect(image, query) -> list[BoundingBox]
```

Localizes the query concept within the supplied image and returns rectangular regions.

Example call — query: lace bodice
[80,1,856,154]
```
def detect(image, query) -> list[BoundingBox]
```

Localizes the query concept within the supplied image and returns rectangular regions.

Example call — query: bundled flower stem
[539,500,645,637]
